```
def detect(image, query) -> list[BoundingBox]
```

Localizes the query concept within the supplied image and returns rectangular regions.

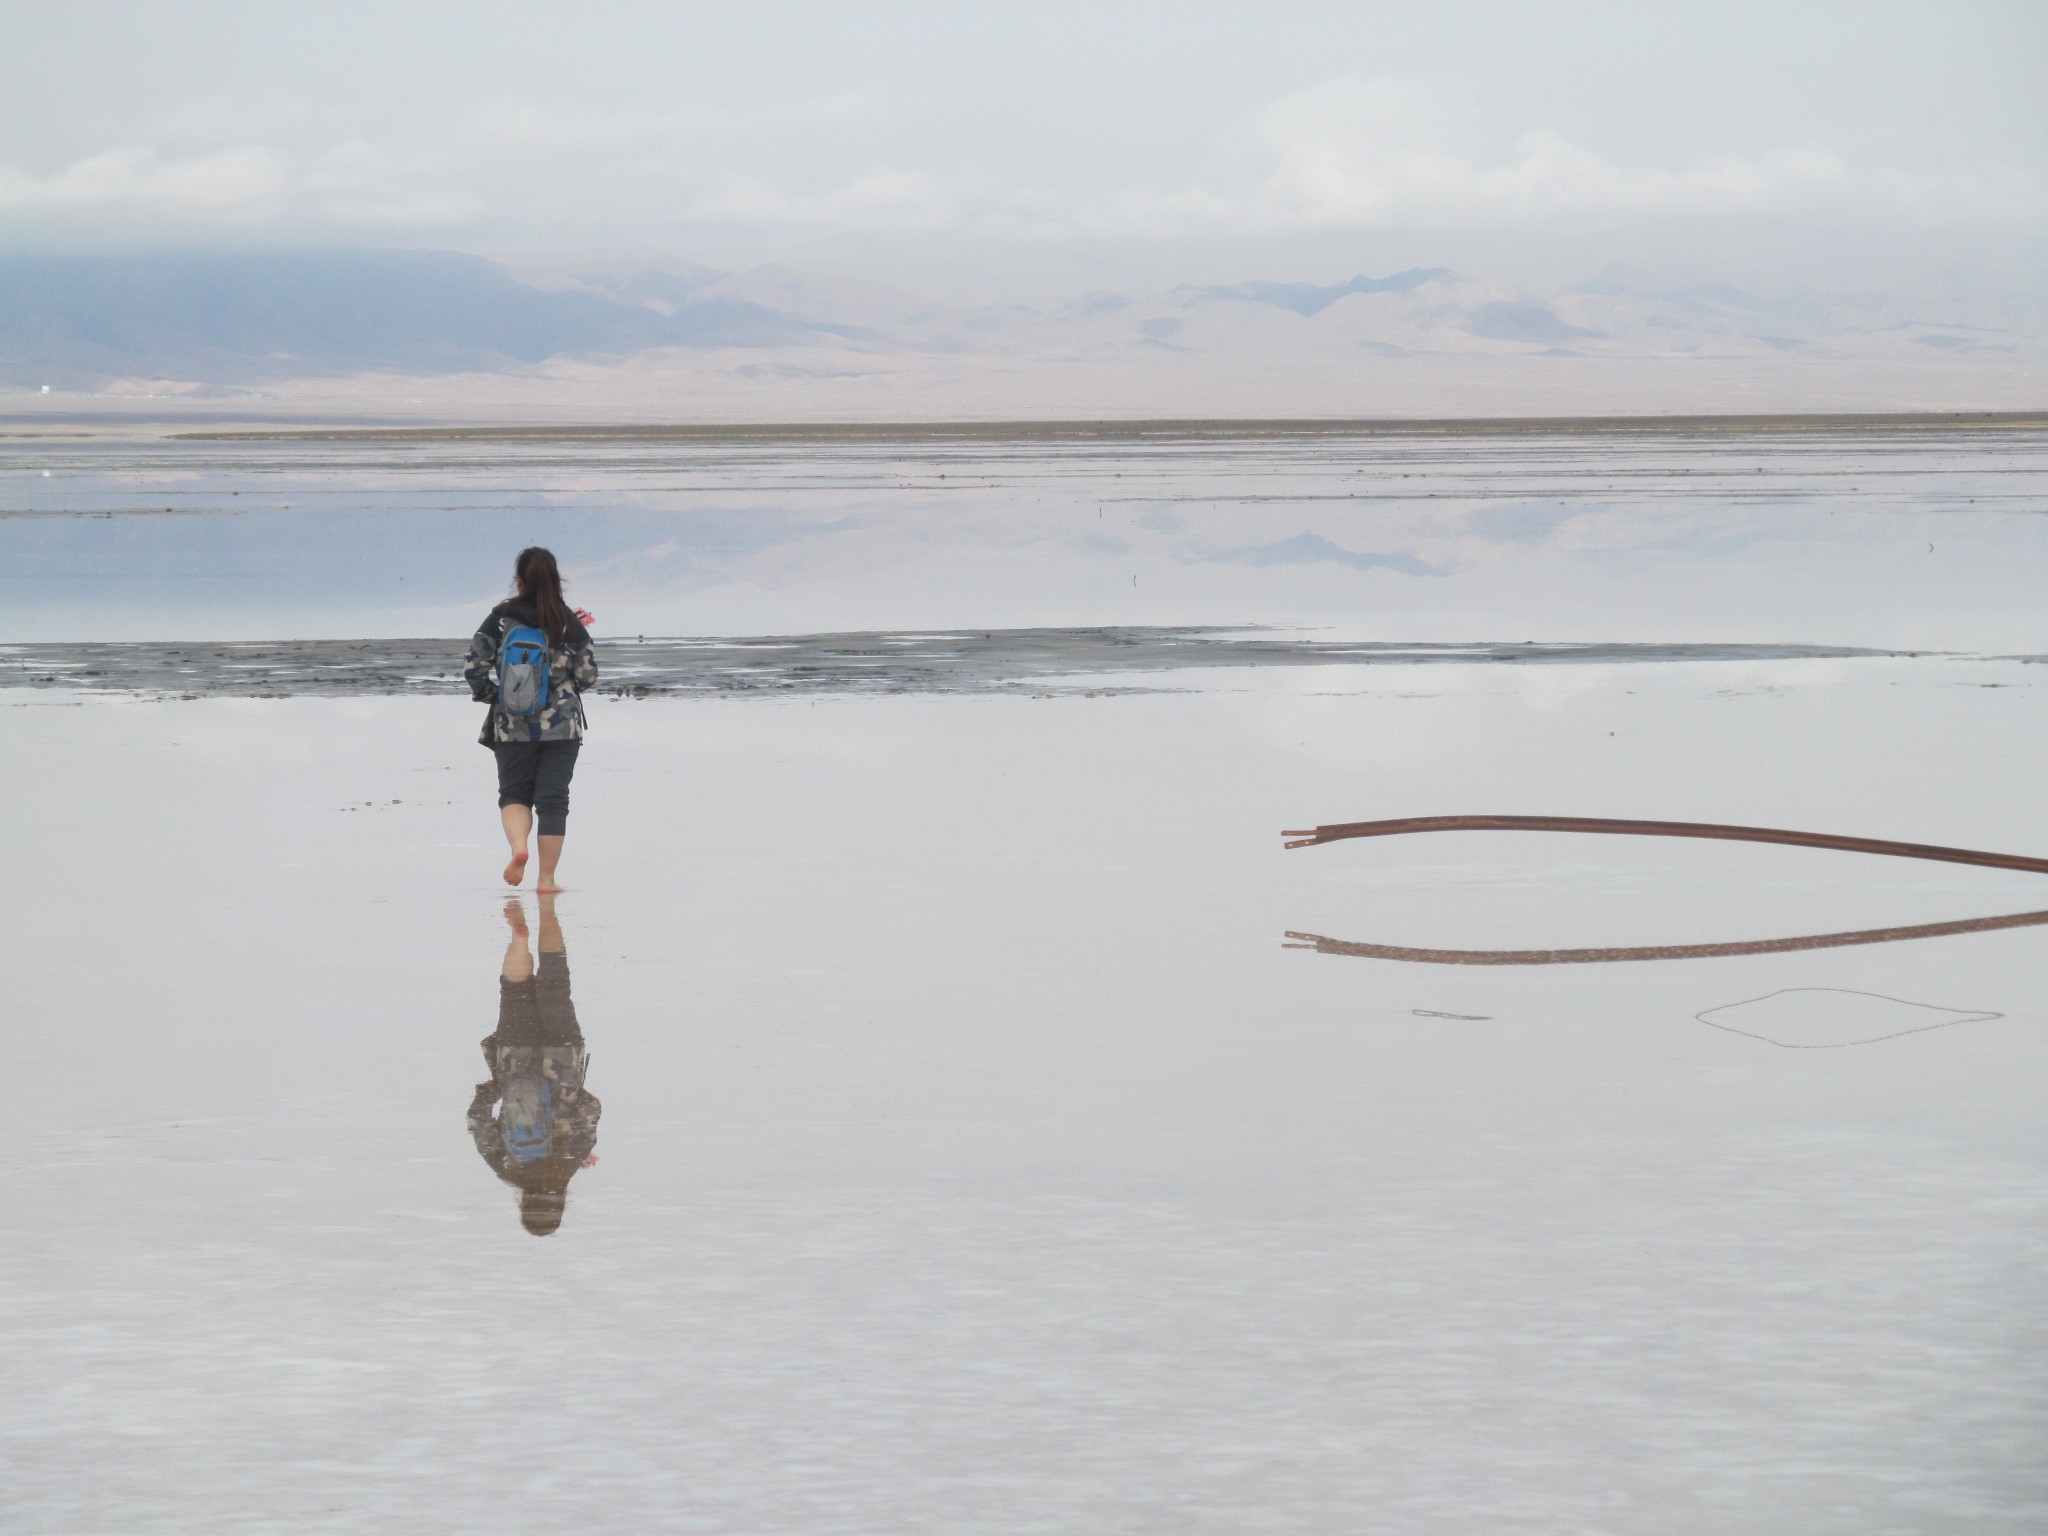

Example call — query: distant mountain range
[0,248,2037,414]
[0,250,846,386]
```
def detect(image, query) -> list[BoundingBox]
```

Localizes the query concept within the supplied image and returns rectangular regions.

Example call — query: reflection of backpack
[501,1074,554,1162]
[497,625,551,716]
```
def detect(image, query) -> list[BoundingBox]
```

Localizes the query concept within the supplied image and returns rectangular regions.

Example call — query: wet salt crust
[5,659,2046,1535]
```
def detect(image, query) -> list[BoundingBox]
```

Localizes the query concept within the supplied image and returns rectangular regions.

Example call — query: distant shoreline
[156,410,2048,445]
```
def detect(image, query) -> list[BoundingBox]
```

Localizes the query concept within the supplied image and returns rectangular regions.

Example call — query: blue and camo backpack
[500,1073,555,1163]
[497,625,551,716]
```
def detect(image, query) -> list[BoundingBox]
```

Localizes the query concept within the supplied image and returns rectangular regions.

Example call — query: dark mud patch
[0,629,1931,700]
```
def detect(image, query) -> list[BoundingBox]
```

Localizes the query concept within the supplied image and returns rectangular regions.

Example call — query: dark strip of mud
[0,630,1939,700]
[169,412,2048,445]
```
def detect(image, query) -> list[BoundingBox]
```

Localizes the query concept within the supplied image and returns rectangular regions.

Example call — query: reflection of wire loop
[1286,908,2048,965]
[1697,988,2001,1049]
[1281,812,2048,965]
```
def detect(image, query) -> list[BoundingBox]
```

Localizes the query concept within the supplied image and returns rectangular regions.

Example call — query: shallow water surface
[3,420,2045,647]
[2,425,2045,1532]
[6,659,2046,1533]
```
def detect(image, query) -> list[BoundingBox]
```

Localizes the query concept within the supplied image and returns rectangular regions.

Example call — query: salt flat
[2,424,2045,1532]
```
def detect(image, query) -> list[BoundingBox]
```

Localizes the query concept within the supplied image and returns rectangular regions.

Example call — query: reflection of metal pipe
[1282,814,2048,875]
[1285,908,2048,966]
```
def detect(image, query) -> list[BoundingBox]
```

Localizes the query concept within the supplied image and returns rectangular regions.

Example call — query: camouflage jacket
[464,600,598,745]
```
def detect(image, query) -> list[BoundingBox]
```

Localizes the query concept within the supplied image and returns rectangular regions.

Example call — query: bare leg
[501,804,533,885]
[536,892,564,954]
[501,899,534,982]
[536,834,566,894]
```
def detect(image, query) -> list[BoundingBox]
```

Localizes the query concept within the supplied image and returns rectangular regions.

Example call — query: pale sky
[2,1,2043,296]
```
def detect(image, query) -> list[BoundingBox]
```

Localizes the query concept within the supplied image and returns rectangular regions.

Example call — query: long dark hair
[516,1169,574,1237]
[514,547,569,647]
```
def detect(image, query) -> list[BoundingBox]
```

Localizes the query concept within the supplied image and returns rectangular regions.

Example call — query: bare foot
[536,877,563,895]
[502,899,529,936]
[503,850,529,886]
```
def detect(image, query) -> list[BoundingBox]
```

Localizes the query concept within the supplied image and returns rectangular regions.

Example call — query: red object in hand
[574,607,595,628]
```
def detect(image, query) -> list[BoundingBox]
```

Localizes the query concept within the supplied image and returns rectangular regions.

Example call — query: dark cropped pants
[495,741,580,836]
[495,953,582,1048]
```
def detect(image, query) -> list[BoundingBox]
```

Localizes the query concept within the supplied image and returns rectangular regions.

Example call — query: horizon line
[160,410,2048,444]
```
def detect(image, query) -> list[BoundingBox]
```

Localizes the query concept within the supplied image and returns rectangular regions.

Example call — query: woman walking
[464,547,598,893]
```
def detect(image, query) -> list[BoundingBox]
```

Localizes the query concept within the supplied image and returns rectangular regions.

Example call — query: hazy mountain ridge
[0,251,849,388]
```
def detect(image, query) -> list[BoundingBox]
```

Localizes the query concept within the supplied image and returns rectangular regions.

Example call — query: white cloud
[0,74,2032,244]
[1183,76,2044,231]
[0,141,481,226]
[0,145,291,215]
[0,91,909,233]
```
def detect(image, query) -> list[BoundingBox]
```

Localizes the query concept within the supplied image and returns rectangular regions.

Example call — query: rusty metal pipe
[1281,814,2048,875]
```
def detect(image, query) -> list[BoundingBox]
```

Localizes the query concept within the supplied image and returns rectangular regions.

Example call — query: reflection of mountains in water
[0,630,1951,700]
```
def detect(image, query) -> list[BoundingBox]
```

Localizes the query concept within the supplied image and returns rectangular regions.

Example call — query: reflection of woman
[469,896,601,1236]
